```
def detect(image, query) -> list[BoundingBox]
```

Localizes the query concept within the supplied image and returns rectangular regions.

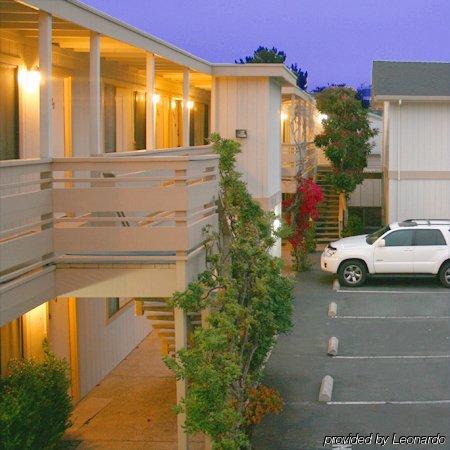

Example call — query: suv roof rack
[403,219,450,226]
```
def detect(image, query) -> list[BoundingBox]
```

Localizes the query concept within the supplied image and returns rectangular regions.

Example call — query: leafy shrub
[283,178,323,271]
[342,214,364,237]
[0,342,73,450]
[164,134,293,449]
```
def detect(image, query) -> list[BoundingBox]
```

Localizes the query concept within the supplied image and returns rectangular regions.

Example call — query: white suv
[321,219,450,288]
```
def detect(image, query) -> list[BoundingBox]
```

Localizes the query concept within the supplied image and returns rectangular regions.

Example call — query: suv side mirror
[376,239,386,248]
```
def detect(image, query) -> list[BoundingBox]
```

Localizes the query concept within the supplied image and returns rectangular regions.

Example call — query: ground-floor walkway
[253,253,450,450]
[64,332,204,449]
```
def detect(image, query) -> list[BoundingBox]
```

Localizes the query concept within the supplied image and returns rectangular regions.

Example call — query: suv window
[414,229,446,246]
[384,230,414,247]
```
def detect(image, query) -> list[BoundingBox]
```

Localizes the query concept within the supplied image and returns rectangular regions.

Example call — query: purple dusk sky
[82,0,450,89]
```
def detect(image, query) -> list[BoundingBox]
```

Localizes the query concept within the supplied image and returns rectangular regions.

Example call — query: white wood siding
[384,101,450,221]
[267,80,281,198]
[76,297,151,399]
[348,179,382,207]
[388,102,450,172]
[214,76,281,201]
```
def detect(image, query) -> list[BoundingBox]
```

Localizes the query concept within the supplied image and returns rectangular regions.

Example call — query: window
[348,207,382,233]
[0,64,19,160]
[384,230,413,247]
[103,83,116,153]
[106,297,132,319]
[414,229,446,246]
[366,224,391,244]
[133,91,146,150]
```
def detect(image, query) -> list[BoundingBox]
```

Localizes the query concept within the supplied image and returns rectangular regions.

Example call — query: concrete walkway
[65,332,204,450]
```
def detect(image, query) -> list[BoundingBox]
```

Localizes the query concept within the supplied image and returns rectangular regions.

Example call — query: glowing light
[171,99,177,110]
[152,93,161,104]
[18,68,41,94]
[319,113,328,122]
[280,112,288,121]
[273,218,281,231]
[187,100,194,110]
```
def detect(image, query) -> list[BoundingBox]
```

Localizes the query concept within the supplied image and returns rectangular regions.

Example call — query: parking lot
[252,256,450,450]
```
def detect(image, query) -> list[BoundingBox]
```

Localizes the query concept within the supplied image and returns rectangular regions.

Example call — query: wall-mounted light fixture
[318,113,328,122]
[280,112,288,121]
[171,99,177,110]
[187,100,194,110]
[18,68,41,94]
[152,93,161,104]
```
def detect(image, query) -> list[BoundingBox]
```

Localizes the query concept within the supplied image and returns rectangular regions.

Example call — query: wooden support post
[39,11,52,159]
[146,52,155,150]
[175,259,188,450]
[289,94,295,144]
[182,68,190,147]
[89,32,101,155]
[210,77,217,133]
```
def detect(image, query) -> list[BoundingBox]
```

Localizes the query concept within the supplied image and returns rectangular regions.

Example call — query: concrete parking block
[328,302,337,317]
[319,375,334,402]
[327,337,339,356]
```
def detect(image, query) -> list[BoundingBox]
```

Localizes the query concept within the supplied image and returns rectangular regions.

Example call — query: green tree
[236,46,286,64]
[236,47,309,90]
[164,134,293,449]
[0,341,73,450]
[314,87,377,195]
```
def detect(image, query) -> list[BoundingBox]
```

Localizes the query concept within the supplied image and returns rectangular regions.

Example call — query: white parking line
[328,400,450,405]
[335,315,450,319]
[334,355,450,360]
[337,289,449,294]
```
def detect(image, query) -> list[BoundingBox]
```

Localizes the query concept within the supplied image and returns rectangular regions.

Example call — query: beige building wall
[213,75,282,256]
[384,101,450,222]
[75,297,151,399]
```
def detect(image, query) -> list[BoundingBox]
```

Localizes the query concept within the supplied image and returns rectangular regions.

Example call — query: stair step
[142,301,169,308]
[157,330,175,336]
[150,320,175,327]
[146,311,174,317]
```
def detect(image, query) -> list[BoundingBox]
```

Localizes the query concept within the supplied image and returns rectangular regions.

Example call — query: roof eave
[373,94,450,102]
[24,0,212,73]
[211,63,298,87]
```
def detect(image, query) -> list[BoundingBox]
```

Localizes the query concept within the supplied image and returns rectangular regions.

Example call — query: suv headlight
[324,245,337,257]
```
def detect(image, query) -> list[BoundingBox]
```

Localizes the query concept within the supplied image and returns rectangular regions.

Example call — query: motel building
[0,0,330,448]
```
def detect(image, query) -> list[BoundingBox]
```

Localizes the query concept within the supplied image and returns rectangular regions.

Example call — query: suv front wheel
[338,259,368,287]
[438,262,450,288]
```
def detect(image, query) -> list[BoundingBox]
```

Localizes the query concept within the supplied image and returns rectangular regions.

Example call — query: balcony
[281,142,318,193]
[0,146,219,324]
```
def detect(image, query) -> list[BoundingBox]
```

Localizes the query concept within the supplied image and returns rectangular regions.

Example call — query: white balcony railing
[0,146,219,286]
[281,142,318,183]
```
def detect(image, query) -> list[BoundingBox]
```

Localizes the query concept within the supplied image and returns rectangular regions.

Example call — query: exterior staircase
[138,299,202,355]
[315,168,340,247]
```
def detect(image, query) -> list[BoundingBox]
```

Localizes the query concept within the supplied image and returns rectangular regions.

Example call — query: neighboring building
[347,111,383,232]
[372,61,450,223]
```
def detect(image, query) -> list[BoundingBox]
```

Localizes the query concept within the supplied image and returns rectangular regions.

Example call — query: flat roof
[212,64,298,86]
[372,61,450,100]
